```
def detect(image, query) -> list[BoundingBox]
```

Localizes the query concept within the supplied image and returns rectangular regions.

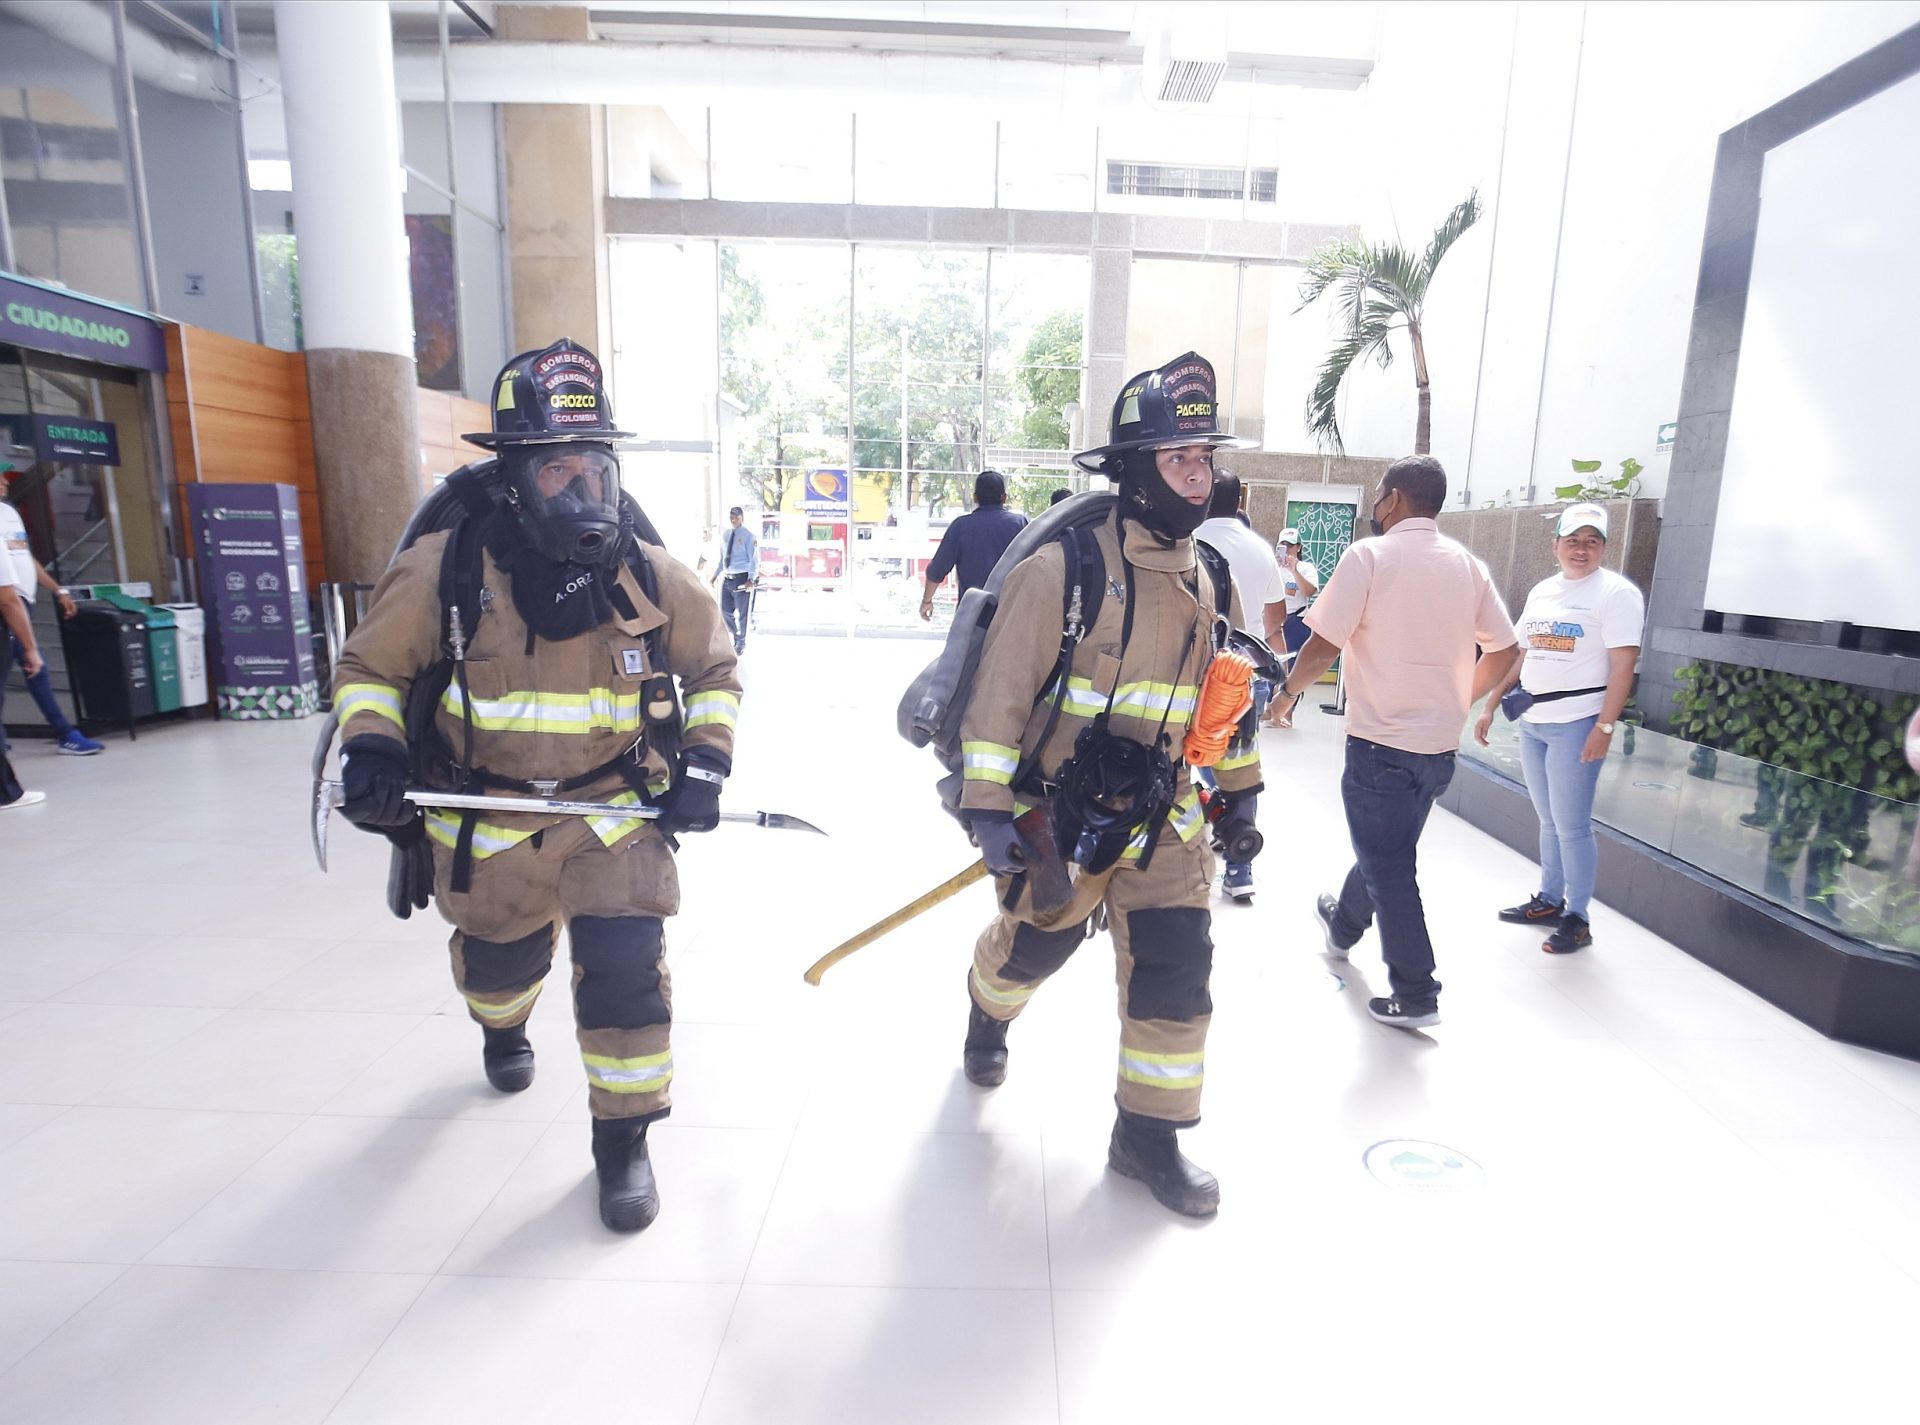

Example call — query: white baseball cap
[1555,502,1608,538]
[1277,527,1300,545]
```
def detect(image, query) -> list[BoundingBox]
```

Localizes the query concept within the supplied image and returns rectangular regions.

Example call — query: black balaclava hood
[1116,447,1211,542]
[484,499,632,642]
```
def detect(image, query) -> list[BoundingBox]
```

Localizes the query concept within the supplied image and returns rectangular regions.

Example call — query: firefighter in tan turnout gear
[330,339,741,1233]
[959,352,1262,1216]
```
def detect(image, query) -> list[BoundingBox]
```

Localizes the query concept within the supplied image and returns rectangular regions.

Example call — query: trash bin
[94,590,179,712]
[63,600,155,736]
[158,604,208,709]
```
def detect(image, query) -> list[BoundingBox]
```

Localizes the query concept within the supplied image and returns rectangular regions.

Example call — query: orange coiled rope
[1183,650,1256,768]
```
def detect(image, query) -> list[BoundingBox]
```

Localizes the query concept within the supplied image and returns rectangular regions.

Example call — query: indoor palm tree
[1296,191,1482,455]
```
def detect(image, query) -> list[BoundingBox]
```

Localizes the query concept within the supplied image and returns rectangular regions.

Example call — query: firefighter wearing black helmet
[329,339,742,1234]
[955,352,1263,1217]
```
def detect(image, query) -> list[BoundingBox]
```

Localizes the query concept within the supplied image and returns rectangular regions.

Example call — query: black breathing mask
[505,443,623,568]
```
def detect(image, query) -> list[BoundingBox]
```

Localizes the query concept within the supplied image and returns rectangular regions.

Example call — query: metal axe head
[312,776,333,873]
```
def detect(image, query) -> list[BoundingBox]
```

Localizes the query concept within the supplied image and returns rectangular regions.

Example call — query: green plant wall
[1671,662,1918,801]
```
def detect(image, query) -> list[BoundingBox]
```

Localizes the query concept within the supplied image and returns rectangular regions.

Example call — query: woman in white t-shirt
[1474,503,1645,953]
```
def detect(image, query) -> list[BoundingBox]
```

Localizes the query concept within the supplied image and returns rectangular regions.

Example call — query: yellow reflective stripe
[1111,680,1199,718]
[1166,788,1205,843]
[1118,1047,1204,1090]
[582,1048,673,1093]
[588,789,650,848]
[442,683,645,734]
[962,740,1020,784]
[684,690,740,730]
[1215,746,1260,772]
[1119,789,1204,861]
[336,682,405,731]
[465,984,541,1022]
[1059,677,1110,715]
[1058,677,1199,719]
[424,810,539,859]
[971,968,1036,1008]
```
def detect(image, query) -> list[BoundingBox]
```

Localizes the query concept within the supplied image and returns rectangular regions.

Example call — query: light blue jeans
[1518,714,1604,920]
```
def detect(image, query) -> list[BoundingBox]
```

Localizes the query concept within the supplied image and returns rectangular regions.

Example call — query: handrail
[54,520,110,570]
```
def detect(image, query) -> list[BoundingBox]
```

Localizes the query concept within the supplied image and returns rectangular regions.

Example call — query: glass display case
[1464,718,1919,957]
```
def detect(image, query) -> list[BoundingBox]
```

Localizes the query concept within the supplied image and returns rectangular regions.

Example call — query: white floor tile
[0,1265,425,1425]
[1751,1136,1920,1285]
[51,936,332,1009]
[85,1007,422,1114]
[316,1013,584,1123]
[0,931,149,1003]
[745,1127,1048,1288]
[0,1262,124,1375]
[146,1114,544,1273]
[0,1002,219,1106]
[0,1102,65,1152]
[246,938,458,1016]
[0,1105,301,1262]
[694,1284,1057,1425]
[1634,1038,1920,1138]
[443,1122,789,1282]
[1544,961,1817,1041]
[1818,1037,1920,1115]
[324,1275,737,1425]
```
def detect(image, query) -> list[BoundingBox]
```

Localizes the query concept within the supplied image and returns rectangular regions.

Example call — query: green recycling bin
[94,590,181,713]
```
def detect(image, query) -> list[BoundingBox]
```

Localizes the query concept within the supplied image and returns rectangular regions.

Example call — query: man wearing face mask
[329,340,742,1234]
[1280,455,1519,1028]
[955,352,1261,1218]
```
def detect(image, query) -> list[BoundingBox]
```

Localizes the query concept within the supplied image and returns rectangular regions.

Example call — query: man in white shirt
[1194,472,1283,899]
[1,461,103,760]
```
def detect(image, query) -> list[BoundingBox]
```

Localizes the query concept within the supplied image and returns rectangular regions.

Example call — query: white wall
[1263,0,1920,509]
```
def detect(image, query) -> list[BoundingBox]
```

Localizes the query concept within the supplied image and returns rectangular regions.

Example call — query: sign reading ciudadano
[0,271,168,373]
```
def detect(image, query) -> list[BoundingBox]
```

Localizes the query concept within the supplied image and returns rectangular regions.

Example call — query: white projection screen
[1703,70,1920,633]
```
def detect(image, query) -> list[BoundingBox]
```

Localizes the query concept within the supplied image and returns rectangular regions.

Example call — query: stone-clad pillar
[275,0,421,584]
[1084,247,1132,456]
[498,5,611,355]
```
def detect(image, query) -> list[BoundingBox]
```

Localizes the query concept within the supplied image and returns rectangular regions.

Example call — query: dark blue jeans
[1329,736,1455,1005]
[8,631,76,737]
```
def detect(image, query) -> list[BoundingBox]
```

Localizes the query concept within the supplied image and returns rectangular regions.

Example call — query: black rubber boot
[963,999,1010,1087]
[591,1116,660,1233]
[481,1025,535,1093]
[1107,1111,1219,1217]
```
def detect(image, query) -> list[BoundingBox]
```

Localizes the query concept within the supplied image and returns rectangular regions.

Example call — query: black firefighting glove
[657,749,725,836]
[340,735,414,830]
[966,810,1027,878]
[1213,792,1263,863]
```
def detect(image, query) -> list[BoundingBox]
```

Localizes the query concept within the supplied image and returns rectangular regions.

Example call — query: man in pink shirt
[1280,455,1520,1027]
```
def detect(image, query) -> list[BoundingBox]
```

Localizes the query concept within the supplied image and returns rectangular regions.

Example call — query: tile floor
[3,632,1918,1423]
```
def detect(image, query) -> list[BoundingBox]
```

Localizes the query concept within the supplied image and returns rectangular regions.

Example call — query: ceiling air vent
[1139,5,1229,106]
[1156,58,1226,104]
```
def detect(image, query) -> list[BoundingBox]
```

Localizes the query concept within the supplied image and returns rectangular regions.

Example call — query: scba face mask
[507,444,623,566]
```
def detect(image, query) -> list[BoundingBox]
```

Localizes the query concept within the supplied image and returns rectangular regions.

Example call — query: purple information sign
[186,483,318,719]
[0,272,169,373]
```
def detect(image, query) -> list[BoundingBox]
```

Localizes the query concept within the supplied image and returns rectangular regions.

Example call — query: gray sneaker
[0,790,47,809]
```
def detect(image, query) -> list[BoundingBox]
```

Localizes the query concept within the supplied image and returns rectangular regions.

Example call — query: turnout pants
[431,817,679,1121]
[970,830,1215,1126]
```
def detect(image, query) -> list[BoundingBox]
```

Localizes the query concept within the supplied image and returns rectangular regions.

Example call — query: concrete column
[499,5,611,355]
[275,0,422,584]
[1084,246,1132,456]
